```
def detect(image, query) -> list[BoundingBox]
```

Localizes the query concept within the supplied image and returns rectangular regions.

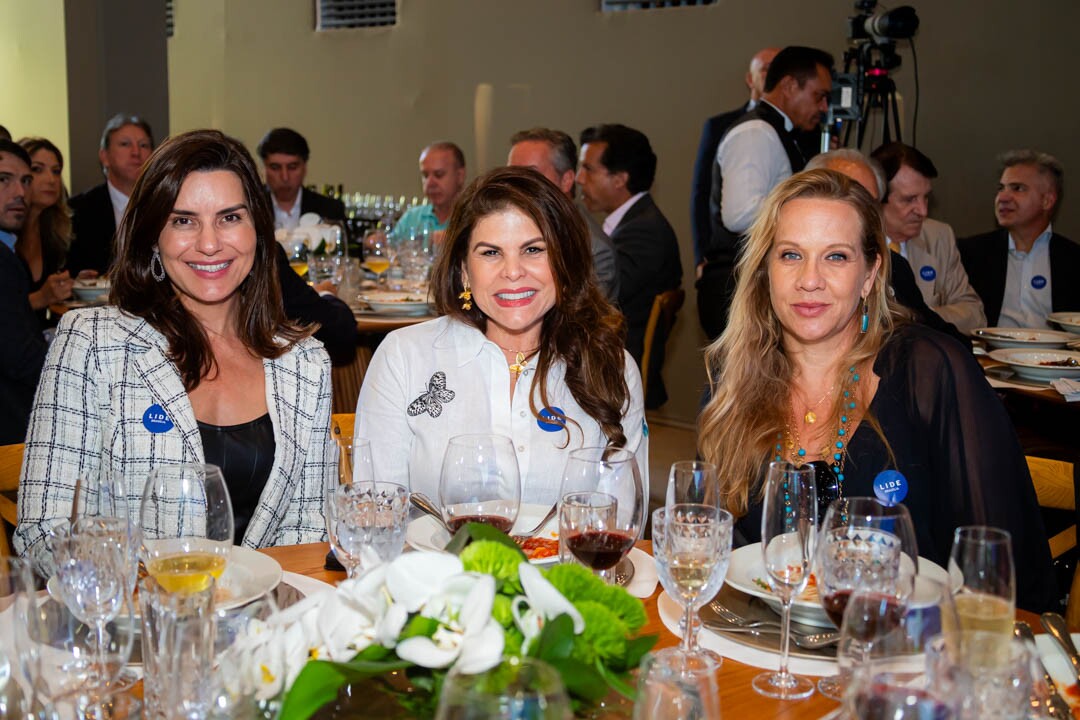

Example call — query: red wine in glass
[832,591,906,642]
[566,530,634,570]
[446,515,515,534]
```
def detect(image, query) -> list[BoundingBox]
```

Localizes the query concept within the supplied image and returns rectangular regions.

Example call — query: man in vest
[699,46,833,339]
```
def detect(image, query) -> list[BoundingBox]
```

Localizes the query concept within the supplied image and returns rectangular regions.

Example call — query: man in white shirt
[256,128,345,230]
[701,46,833,338]
[68,114,154,275]
[870,142,985,333]
[960,150,1080,328]
[577,124,681,408]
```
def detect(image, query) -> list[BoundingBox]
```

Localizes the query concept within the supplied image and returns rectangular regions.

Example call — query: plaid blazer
[14,307,333,557]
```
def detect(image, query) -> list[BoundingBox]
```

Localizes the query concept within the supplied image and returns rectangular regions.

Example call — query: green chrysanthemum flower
[544,563,646,632]
[572,601,629,665]
[492,594,514,628]
[460,540,524,593]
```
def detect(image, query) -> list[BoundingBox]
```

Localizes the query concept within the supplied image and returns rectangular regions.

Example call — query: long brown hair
[430,166,630,448]
[698,169,905,515]
[17,137,72,264]
[111,129,310,390]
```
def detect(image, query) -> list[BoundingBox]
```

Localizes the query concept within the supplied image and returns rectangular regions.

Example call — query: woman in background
[17,137,75,319]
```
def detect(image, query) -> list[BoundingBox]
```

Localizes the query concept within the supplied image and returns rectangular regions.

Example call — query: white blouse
[355,316,648,505]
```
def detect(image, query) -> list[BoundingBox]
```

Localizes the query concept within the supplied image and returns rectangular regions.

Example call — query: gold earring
[459,280,472,310]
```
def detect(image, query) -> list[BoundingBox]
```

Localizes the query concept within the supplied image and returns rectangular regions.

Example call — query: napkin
[627,547,658,598]
[1050,378,1080,401]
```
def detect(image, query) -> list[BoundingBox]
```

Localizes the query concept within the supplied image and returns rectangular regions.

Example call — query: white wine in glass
[949,526,1015,663]
[140,464,234,594]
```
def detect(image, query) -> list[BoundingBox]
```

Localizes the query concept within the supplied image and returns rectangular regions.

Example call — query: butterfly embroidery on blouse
[407,371,456,418]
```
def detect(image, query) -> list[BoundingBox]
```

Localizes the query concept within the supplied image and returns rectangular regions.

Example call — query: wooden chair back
[1027,455,1079,627]
[0,444,25,556]
[641,288,684,402]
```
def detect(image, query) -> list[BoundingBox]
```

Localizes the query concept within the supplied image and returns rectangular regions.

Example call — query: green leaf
[400,615,441,640]
[532,613,575,661]
[546,658,609,702]
[442,522,526,558]
[620,634,660,672]
[595,658,638,701]
[277,661,352,720]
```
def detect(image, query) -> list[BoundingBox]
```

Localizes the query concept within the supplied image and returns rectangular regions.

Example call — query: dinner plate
[72,278,110,303]
[987,348,1080,382]
[47,546,282,613]
[1048,312,1080,334]
[405,503,560,564]
[725,543,957,628]
[1035,631,1080,715]
[362,291,431,316]
[972,327,1080,350]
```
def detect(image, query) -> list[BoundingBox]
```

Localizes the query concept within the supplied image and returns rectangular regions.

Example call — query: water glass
[845,670,961,720]
[140,575,217,720]
[325,481,409,577]
[665,460,719,508]
[439,434,521,535]
[0,556,40,718]
[435,656,572,719]
[633,648,721,720]
[925,631,1037,720]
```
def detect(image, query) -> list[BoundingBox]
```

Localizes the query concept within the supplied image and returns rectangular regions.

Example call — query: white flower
[512,562,585,645]
[385,552,464,613]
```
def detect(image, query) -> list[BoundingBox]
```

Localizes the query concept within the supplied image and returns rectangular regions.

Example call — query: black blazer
[0,244,47,444]
[957,229,1080,325]
[67,183,117,275]
[275,244,357,367]
[612,194,682,409]
[298,188,346,222]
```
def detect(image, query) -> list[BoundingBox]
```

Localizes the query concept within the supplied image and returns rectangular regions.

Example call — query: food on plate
[753,570,819,602]
[519,536,559,560]
[1039,357,1080,367]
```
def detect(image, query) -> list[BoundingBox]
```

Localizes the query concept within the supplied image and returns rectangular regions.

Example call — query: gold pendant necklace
[495,343,540,377]
[801,382,837,424]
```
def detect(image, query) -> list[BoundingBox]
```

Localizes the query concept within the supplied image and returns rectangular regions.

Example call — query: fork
[701,619,839,649]
[512,503,558,540]
[709,599,783,630]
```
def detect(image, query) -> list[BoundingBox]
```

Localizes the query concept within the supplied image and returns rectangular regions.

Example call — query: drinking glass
[816,497,918,699]
[925,631,1037,720]
[752,461,817,700]
[633,648,720,720]
[558,447,644,584]
[326,482,409,578]
[285,231,308,278]
[434,656,572,719]
[363,242,394,287]
[439,434,521,535]
[74,474,140,597]
[140,464,234,594]
[652,505,733,656]
[0,556,41,718]
[949,526,1015,662]
[665,460,719,508]
[845,670,961,720]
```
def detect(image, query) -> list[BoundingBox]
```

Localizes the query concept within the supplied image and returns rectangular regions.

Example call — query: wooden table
[261,541,843,718]
[355,311,435,334]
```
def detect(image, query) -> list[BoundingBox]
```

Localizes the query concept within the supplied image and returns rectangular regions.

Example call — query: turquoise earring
[859,297,869,333]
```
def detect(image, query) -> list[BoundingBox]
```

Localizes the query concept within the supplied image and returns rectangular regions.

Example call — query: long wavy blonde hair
[698,169,906,516]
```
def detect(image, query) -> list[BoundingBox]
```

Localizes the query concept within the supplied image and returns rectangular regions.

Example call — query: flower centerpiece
[226,527,657,719]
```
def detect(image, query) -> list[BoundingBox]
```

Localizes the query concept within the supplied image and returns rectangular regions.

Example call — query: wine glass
[949,526,1015,663]
[0,556,42,718]
[325,449,409,577]
[285,230,309,278]
[439,434,521,535]
[816,497,918,699]
[74,474,140,598]
[752,461,817,700]
[665,460,719,508]
[140,464,234,594]
[633,648,721,720]
[363,239,394,288]
[652,504,733,657]
[434,656,572,720]
[558,447,644,584]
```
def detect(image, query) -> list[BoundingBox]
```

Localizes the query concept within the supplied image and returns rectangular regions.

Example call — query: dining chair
[0,443,24,556]
[330,345,373,415]
[331,413,356,444]
[641,288,685,403]
[1027,455,1080,627]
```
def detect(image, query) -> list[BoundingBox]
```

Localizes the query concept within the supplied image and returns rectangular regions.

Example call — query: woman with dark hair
[16,137,75,318]
[356,166,645,504]
[15,129,333,555]
[698,168,1055,611]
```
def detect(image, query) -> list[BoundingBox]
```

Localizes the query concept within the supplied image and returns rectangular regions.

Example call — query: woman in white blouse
[356,167,646,504]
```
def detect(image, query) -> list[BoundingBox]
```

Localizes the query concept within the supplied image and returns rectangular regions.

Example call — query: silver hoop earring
[151,247,166,282]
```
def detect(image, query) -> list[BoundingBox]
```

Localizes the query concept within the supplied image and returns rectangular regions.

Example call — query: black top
[0,242,47,444]
[198,413,276,543]
[733,323,1057,612]
[67,183,116,276]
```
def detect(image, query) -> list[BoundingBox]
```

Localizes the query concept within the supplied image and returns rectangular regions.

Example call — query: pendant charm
[804,410,817,424]
[509,351,526,376]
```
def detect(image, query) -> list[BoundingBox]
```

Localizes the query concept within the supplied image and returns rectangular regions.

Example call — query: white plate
[1048,312,1080,334]
[988,348,1080,382]
[1035,631,1080,714]
[725,543,957,628]
[362,291,431,316]
[72,279,110,303]
[973,327,1079,349]
[405,503,559,565]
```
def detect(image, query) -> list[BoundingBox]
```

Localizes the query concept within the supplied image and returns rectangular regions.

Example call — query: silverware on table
[701,618,839,649]
[1015,620,1073,719]
[513,503,558,539]
[409,491,448,531]
[1040,612,1080,685]
[709,599,784,630]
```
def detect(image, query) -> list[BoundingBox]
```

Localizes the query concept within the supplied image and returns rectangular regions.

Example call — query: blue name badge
[919,265,937,282]
[1032,275,1048,290]
[873,470,908,506]
[537,406,566,433]
[142,404,174,434]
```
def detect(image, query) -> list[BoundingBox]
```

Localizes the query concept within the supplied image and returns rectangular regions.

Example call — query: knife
[1016,620,1073,719]
[1040,612,1080,685]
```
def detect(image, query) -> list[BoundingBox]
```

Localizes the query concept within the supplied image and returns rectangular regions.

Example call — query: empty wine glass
[816,497,918,699]
[950,526,1015,663]
[140,464,234,594]
[439,434,521,535]
[435,656,571,720]
[665,460,719,508]
[558,447,644,584]
[752,461,817,700]
[633,648,721,720]
[0,556,42,718]
[652,504,733,658]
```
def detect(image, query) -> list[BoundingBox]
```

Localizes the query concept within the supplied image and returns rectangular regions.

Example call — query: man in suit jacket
[0,141,47,444]
[67,114,154,275]
[257,128,345,228]
[959,150,1080,328]
[578,124,681,408]
[508,127,619,301]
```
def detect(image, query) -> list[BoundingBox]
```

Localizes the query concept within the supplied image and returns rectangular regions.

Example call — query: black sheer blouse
[734,323,1057,613]
[198,413,276,544]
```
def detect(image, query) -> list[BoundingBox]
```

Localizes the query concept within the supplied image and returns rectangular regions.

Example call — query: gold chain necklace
[798,381,837,425]
[494,343,540,376]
